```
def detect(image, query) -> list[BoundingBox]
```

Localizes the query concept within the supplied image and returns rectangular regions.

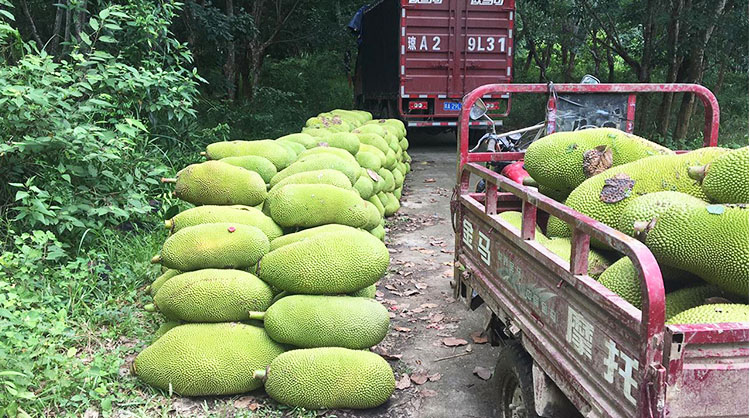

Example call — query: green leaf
[89,17,99,31]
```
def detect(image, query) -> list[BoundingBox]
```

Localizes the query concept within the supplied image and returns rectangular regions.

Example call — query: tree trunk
[606,42,615,82]
[590,34,602,78]
[714,58,727,96]
[564,50,576,83]
[50,2,65,56]
[223,0,236,100]
[657,0,685,137]
[64,0,72,47]
[73,0,87,42]
[674,0,728,141]
[20,0,43,49]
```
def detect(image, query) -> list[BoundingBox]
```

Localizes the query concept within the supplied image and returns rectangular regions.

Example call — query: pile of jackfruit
[518,128,749,324]
[134,110,411,409]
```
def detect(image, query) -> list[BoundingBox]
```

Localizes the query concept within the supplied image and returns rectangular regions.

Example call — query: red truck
[351,0,514,128]
[452,83,749,417]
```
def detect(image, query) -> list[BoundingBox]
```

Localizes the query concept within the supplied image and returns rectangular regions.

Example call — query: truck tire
[494,340,540,418]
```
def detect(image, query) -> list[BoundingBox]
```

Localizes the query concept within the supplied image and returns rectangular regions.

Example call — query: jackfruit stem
[687,165,707,182]
[632,221,649,234]
[252,367,268,382]
[164,219,173,231]
[144,285,151,293]
[522,177,538,187]
[144,303,156,312]
[247,311,266,321]
[200,151,207,157]
[151,255,162,264]
[161,177,177,184]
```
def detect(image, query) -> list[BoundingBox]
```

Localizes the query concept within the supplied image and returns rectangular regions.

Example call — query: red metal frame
[458,83,721,168]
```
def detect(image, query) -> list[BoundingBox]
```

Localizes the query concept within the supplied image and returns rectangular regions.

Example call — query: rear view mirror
[469,98,488,120]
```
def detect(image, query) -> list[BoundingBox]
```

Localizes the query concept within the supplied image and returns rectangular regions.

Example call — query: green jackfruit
[165,205,283,241]
[369,195,386,217]
[354,175,375,199]
[350,284,377,298]
[363,201,383,230]
[269,224,357,251]
[134,323,285,396]
[219,155,277,184]
[392,168,405,188]
[149,269,181,296]
[329,109,367,126]
[258,229,389,294]
[154,223,269,271]
[634,201,748,297]
[378,168,396,192]
[366,118,406,138]
[354,124,388,138]
[322,132,361,155]
[369,224,385,241]
[541,238,612,279]
[384,148,397,170]
[399,137,409,150]
[385,132,400,153]
[617,191,707,237]
[270,154,360,187]
[353,110,374,122]
[249,295,389,349]
[546,147,730,238]
[267,184,377,229]
[377,191,389,207]
[393,187,402,200]
[167,161,266,206]
[268,169,352,194]
[301,127,333,141]
[360,144,387,166]
[205,140,295,170]
[357,133,390,156]
[383,192,400,216]
[298,146,359,166]
[277,133,318,149]
[665,285,725,322]
[153,320,181,341]
[153,269,274,322]
[666,304,749,325]
[537,185,569,202]
[275,139,305,157]
[305,115,352,132]
[357,151,383,171]
[525,128,673,193]
[690,146,749,204]
[498,211,544,235]
[255,347,395,409]
[598,257,698,308]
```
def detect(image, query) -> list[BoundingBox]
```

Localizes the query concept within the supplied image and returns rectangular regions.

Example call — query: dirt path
[349,141,499,418]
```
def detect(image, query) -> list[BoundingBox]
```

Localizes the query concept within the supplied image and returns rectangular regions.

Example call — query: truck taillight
[486,101,500,110]
[409,101,428,110]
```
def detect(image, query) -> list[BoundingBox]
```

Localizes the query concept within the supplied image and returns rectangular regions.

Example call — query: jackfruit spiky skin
[267,184,376,229]
[537,185,569,202]
[360,144,387,166]
[369,195,386,217]
[134,323,285,396]
[329,109,366,127]
[383,192,400,216]
[258,229,389,294]
[153,269,274,322]
[158,223,269,271]
[354,124,388,138]
[268,169,352,194]
[541,238,612,279]
[150,269,181,296]
[350,284,377,298]
[639,202,749,297]
[270,154,360,187]
[617,191,706,236]
[306,115,352,132]
[393,187,402,200]
[173,161,267,206]
[377,191,389,207]
[260,347,395,409]
[399,137,409,150]
[699,146,749,204]
[546,147,730,238]
[385,133,400,153]
[369,223,385,241]
[357,133,391,156]
[269,224,358,251]
[275,139,305,157]
[498,211,544,236]
[384,149,397,170]
[525,128,673,194]
[166,205,283,241]
[363,201,383,230]
[219,156,277,184]
[665,285,724,322]
[153,320,181,341]
[277,133,318,149]
[354,175,375,200]
[378,168,396,192]
[366,119,406,138]
[298,146,359,166]
[205,140,295,170]
[319,132,361,155]
[391,168,405,188]
[666,304,749,325]
[254,295,389,349]
[302,127,334,141]
[357,151,383,171]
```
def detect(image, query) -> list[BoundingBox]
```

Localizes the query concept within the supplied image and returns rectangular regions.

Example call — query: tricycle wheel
[494,341,539,418]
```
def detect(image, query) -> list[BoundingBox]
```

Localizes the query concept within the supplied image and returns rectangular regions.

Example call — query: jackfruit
[306,115,352,132]
[537,185,569,202]
[350,284,377,298]
[268,169,352,194]
[384,149,397,170]
[254,347,395,409]
[377,191,389,207]
[298,146,359,166]
[385,132,400,153]
[633,201,748,297]
[392,168,405,188]
[277,133,318,149]
[134,323,285,396]
[357,133,391,156]
[258,229,389,294]
[368,195,386,217]
[275,139,305,157]
[383,192,400,216]
[205,140,295,170]
[690,146,749,204]
[498,211,544,235]
[366,118,406,138]
[665,285,725,322]
[354,175,375,199]
[378,168,396,192]
[546,147,730,238]
[267,184,377,229]
[153,320,181,340]
[164,161,266,206]
[149,268,181,296]
[153,269,274,322]
[369,224,385,241]
[363,200,383,230]
[302,127,333,141]
[617,191,707,238]
[541,237,612,279]
[153,223,269,271]
[165,205,283,240]
[357,151,383,171]
[329,109,368,126]
[320,132,361,155]
[525,128,673,194]
[399,137,409,150]
[269,224,357,251]
[219,155,277,184]
[393,187,402,200]
[353,110,374,122]
[354,124,388,138]
[270,154,360,187]
[598,257,698,308]
[666,304,749,325]
[249,295,389,349]
[360,144,387,166]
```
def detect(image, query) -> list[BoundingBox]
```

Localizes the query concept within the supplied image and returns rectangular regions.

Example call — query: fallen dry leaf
[473,366,492,380]
[421,389,438,397]
[394,326,412,332]
[233,396,259,410]
[385,284,397,291]
[428,373,442,382]
[371,346,403,361]
[404,289,420,296]
[396,374,412,390]
[471,331,489,344]
[410,372,429,385]
[431,313,445,323]
[424,178,436,183]
[442,337,468,347]
[415,283,428,290]
[83,408,99,418]
[465,344,473,352]
[421,303,438,309]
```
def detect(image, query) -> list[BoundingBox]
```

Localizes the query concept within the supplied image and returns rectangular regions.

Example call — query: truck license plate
[443,102,462,111]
